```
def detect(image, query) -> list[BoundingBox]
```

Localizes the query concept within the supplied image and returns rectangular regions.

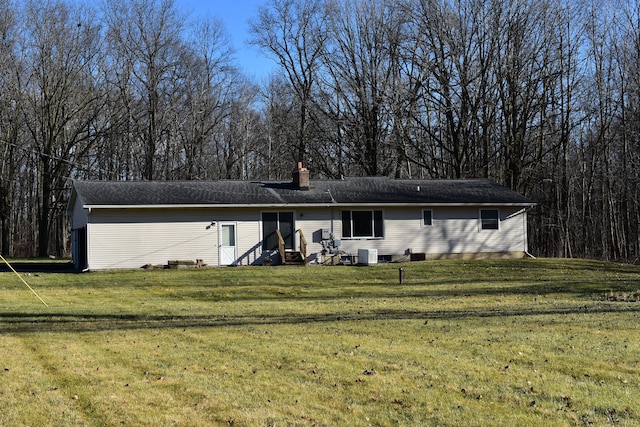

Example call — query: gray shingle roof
[71,178,534,207]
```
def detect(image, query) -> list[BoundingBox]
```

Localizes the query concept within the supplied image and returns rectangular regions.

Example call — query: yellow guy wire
[0,255,49,307]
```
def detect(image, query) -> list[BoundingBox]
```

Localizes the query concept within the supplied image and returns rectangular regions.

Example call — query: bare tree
[407,0,501,179]
[19,0,104,257]
[0,0,21,255]
[258,75,300,179]
[616,0,640,261]
[250,0,331,165]
[491,0,552,190]
[177,15,237,180]
[208,80,260,179]
[2,0,640,262]
[579,0,622,260]
[321,0,406,176]
[526,0,585,258]
[103,0,185,180]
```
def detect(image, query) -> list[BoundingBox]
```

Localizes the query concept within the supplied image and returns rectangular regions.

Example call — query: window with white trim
[480,209,499,230]
[342,210,384,238]
[422,209,433,227]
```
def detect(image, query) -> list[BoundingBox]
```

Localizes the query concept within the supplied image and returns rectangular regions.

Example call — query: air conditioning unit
[358,248,378,265]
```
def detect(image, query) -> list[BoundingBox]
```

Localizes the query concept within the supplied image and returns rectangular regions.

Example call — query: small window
[342,210,384,238]
[480,209,499,230]
[422,210,433,227]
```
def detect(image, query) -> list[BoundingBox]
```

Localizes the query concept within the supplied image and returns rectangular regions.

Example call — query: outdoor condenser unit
[358,248,378,265]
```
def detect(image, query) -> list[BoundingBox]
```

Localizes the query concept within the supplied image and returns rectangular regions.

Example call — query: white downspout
[523,205,536,258]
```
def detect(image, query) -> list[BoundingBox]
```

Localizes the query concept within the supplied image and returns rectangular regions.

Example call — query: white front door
[219,223,237,265]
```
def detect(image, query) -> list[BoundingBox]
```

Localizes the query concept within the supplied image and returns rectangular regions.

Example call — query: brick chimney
[292,162,310,190]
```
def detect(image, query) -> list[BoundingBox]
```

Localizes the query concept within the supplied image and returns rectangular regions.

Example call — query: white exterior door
[219,223,237,265]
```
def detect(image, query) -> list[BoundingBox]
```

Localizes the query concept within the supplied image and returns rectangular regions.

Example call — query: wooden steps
[284,251,306,266]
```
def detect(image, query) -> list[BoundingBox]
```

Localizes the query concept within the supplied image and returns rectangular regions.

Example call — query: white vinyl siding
[334,206,527,256]
[86,208,260,270]
[285,208,335,259]
[81,205,529,270]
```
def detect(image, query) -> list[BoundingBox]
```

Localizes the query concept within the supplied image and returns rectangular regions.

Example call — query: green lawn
[1,259,639,426]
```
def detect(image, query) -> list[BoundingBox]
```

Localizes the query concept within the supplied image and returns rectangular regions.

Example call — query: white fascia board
[356,202,537,207]
[83,204,305,209]
[83,202,536,210]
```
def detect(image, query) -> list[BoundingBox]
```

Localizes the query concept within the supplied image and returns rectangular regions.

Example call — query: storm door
[219,223,237,265]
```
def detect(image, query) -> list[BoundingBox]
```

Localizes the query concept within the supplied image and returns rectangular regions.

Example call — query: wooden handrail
[297,229,307,266]
[275,229,307,266]
[275,229,286,265]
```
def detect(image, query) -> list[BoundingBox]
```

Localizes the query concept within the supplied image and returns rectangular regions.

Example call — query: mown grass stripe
[0,258,638,426]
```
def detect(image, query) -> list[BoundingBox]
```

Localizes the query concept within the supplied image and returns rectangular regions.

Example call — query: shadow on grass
[2,259,638,334]
[0,261,75,273]
[1,303,638,334]
[172,277,640,303]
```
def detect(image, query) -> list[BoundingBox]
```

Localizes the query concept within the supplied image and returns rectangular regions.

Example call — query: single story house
[67,165,535,271]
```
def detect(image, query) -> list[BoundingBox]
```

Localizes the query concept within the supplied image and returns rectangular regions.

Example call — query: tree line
[1,0,639,262]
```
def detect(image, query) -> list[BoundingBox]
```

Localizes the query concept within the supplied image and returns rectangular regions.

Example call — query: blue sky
[178,0,276,79]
